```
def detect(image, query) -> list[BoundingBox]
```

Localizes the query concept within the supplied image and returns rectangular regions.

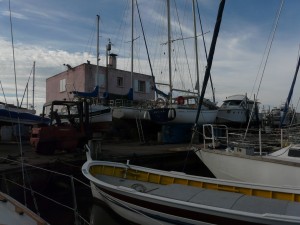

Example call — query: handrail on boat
[202,124,228,149]
[202,124,300,155]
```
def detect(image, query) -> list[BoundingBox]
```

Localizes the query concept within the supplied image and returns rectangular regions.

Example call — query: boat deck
[98,174,300,217]
[0,192,48,225]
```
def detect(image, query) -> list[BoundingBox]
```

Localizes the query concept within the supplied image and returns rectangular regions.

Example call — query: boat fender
[144,111,150,120]
[177,96,184,105]
[168,108,176,119]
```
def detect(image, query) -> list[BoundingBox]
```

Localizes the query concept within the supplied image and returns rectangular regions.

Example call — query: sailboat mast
[192,0,200,96]
[33,61,35,110]
[194,0,225,125]
[96,15,100,86]
[280,55,300,127]
[167,0,172,101]
[131,0,134,93]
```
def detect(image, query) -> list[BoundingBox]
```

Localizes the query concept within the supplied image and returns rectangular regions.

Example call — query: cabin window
[288,148,300,157]
[117,77,123,87]
[60,79,66,92]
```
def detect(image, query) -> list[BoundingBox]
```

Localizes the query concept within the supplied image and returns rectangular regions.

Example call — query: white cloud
[0,38,94,114]
[1,10,28,20]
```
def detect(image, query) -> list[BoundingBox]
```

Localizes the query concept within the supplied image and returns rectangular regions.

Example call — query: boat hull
[82,159,300,225]
[90,182,283,225]
[112,107,148,120]
[0,109,48,125]
[195,148,300,187]
[148,108,218,124]
[216,108,248,123]
[90,110,112,123]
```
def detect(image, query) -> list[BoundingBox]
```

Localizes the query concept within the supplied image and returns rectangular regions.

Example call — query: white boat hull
[217,109,248,123]
[172,109,218,124]
[90,111,112,123]
[112,107,148,120]
[195,147,300,187]
[148,107,218,125]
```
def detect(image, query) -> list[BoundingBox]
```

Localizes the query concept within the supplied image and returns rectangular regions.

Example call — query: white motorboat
[216,94,260,125]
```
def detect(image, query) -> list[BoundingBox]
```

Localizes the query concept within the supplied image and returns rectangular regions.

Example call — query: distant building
[46,57,155,103]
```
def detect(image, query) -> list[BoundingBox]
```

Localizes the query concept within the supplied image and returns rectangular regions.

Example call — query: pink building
[46,61,155,103]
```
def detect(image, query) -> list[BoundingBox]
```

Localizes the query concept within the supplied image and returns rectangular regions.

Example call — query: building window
[117,77,123,87]
[138,80,146,93]
[60,79,66,92]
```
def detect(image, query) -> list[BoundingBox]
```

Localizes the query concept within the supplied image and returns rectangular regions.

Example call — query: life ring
[156,98,165,106]
[177,96,184,105]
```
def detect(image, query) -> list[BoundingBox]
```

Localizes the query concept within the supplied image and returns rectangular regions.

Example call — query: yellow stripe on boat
[90,165,300,202]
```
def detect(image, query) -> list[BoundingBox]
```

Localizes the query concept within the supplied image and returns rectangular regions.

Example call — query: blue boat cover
[72,86,99,98]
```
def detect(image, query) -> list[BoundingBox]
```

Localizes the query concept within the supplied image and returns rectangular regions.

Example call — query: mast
[131,0,134,97]
[194,0,225,125]
[280,55,300,127]
[167,0,172,101]
[192,0,200,96]
[96,15,100,86]
[32,61,35,110]
[106,39,111,94]
[196,1,215,103]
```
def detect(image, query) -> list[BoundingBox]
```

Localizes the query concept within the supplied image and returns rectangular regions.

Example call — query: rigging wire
[20,66,33,108]
[115,0,131,71]
[0,81,8,104]
[0,155,91,223]
[9,0,19,108]
[196,0,215,103]
[172,0,192,92]
[8,0,27,208]
[244,0,285,140]
[136,0,157,94]
[8,0,41,214]
[84,18,97,59]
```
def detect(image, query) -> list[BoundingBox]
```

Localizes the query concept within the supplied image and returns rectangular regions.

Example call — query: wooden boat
[0,191,48,225]
[82,146,300,225]
[193,124,300,187]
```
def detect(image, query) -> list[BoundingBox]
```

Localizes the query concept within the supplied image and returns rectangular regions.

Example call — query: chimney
[108,53,118,69]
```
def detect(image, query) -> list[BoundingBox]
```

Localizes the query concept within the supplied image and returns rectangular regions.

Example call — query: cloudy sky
[1,0,300,114]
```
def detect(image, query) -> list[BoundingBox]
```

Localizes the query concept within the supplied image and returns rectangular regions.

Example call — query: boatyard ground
[0,141,211,225]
